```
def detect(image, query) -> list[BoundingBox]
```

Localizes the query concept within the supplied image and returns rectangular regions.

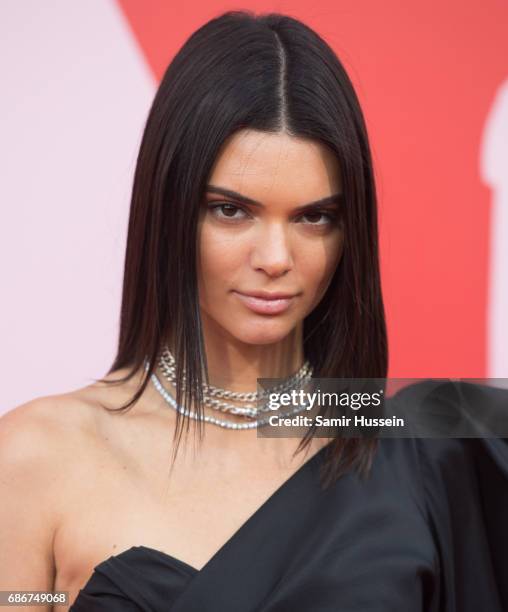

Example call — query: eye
[298,210,337,226]
[208,202,250,221]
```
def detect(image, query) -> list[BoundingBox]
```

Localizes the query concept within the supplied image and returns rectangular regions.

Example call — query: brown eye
[303,212,325,223]
[221,204,240,217]
[299,210,336,225]
[208,202,250,221]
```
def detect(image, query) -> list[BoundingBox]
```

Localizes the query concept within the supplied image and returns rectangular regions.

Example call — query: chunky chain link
[146,346,314,426]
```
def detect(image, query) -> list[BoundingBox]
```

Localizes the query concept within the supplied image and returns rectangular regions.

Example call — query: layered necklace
[146,345,313,430]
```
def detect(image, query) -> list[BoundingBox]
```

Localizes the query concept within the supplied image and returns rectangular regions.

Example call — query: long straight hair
[96,10,388,487]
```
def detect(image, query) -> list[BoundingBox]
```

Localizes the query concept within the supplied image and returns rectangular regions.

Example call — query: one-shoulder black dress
[69,381,508,611]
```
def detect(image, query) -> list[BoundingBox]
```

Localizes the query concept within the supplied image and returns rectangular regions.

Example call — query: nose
[250,222,293,277]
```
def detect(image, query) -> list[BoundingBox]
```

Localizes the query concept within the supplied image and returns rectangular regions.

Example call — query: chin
[228,318,297,346]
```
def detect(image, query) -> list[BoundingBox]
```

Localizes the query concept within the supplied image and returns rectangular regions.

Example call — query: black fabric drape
[70,382,508,611]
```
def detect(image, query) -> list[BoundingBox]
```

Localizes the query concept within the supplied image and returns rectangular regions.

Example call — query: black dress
[69,382,508,611]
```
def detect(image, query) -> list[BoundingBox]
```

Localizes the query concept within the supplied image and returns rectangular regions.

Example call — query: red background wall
[118,0,508,377]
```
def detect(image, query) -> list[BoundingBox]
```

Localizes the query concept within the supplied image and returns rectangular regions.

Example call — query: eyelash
[207,202,339,226]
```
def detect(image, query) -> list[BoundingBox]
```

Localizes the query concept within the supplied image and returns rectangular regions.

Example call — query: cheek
[197,223,245,293]
[298,233,343,300]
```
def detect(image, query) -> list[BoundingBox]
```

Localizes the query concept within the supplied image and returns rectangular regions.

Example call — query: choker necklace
[158,345,312,417]
[145,347,313,429]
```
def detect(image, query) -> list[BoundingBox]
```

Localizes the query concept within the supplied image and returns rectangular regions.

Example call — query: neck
[198,317,305,393]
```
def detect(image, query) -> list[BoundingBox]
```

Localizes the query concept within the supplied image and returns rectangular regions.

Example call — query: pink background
[1,0,507,412]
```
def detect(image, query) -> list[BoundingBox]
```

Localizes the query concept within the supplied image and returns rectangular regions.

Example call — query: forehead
[207,129,341,202]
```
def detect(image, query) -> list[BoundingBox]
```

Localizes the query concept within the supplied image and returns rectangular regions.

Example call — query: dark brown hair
[95,10,388,487]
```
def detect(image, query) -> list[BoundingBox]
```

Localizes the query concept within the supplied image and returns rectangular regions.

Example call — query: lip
[233,290,298,315]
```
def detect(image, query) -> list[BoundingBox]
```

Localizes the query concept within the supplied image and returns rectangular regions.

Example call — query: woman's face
[197,129,344,346]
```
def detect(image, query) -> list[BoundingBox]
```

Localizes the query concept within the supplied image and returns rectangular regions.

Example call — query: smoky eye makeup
[296,202,344,226]
[207,201,251,220]
[203,193,344,227]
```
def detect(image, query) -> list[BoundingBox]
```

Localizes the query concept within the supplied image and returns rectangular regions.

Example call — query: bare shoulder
[0,366,151,595]
[0,367,142,471]
[1,388,95,458]
[0,394,94,574]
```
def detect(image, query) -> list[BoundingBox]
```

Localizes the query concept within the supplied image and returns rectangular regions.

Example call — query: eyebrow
[206,184,343,211]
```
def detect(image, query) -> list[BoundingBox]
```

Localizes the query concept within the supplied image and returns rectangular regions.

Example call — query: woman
[1,10,506,612]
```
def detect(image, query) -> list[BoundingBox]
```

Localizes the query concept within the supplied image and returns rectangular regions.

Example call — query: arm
[0,400,62,612]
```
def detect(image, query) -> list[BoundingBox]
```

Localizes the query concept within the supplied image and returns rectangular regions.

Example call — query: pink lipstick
[233,291,297,315]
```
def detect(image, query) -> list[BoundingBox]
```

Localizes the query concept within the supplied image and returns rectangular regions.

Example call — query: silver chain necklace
[145,350,313,429]
[157,345,312,418]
